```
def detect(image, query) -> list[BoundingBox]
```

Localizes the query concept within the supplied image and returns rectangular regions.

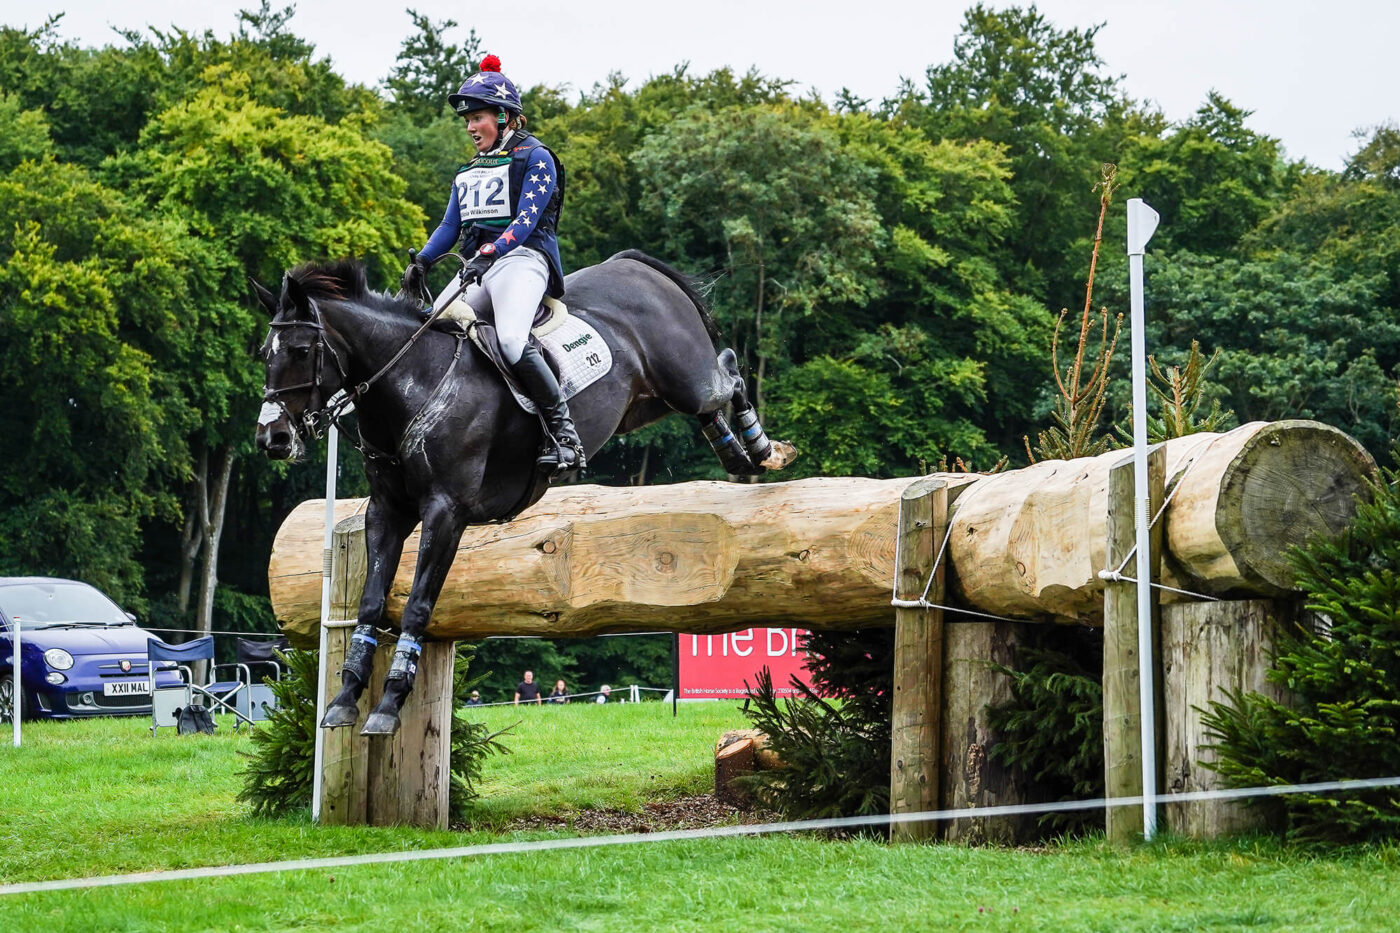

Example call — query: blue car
[0,577,182,720]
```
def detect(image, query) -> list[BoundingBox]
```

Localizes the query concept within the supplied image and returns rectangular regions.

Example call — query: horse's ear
[282,274,314,320]
[250,279,277,317]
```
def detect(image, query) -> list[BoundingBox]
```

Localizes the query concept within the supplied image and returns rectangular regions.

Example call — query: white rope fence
[4,775,1397,897]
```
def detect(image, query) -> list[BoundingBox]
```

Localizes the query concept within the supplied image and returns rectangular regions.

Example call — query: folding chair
[146,636,256,734]
[234,637,287,723]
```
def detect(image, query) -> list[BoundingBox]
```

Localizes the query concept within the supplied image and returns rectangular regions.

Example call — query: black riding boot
[512,345,584,473]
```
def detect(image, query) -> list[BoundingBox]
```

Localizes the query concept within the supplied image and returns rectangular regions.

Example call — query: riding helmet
[448,55,522,117]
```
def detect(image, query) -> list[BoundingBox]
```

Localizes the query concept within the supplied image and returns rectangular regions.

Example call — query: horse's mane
[286,259,418,320]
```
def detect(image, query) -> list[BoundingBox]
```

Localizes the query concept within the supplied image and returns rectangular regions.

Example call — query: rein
[263,256,471,460]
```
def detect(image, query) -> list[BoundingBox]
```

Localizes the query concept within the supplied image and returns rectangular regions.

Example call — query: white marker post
[1126,197,1161,839]
[311,419,341,822]
[11,600,19,747]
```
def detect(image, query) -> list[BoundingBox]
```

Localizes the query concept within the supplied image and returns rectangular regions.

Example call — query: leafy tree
[1127,249,1397,456]
[383,10,481,123]
[0,156,197,604]
[0,93,53,170]
[636,104,883,414]
[1116,92,1298,255]
[905,4,1132,302]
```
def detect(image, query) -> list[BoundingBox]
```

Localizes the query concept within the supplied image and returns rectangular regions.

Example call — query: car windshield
[0,582,131,628]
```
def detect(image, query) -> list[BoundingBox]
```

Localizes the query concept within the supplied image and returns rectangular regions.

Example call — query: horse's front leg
[361,497,467,736]
[321,498,416,728]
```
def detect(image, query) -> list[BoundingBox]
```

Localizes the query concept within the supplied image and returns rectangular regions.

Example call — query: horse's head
[253,273,348,461]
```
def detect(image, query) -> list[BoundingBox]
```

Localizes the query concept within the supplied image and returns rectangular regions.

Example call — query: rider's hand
[400,255,427,295]
[461,244,497,286]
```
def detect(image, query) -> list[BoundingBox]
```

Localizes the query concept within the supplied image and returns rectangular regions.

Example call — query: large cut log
[269,476,979,645]
[947,420,1374,622]
[269,420,1373,639]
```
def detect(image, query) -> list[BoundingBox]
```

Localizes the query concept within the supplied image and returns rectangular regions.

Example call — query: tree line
[2,4,1397,689]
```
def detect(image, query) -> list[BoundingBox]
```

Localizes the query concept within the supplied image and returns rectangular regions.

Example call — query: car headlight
[45,672,66,685]
[43,648,74,670]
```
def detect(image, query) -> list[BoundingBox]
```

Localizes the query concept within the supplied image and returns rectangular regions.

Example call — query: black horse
[254,251,793,735]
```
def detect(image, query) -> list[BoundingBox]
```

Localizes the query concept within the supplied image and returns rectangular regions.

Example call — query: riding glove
[400,256,428,295]
[461,245,497,286]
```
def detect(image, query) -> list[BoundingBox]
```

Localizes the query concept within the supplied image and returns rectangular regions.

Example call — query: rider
[401,54,582,472]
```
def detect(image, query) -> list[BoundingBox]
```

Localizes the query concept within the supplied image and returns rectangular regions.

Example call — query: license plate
[103,680,152,696]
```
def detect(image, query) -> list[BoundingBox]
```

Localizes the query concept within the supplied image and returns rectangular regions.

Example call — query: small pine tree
[238,647,319,818]
[985,626,1105,835]
[1025,164,1124,464]
[1200,457,1397,843]
[738,629,894,824]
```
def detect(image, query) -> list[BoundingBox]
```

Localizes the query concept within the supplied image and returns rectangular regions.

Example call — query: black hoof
[320,704,360,729]
[360,712,400,736]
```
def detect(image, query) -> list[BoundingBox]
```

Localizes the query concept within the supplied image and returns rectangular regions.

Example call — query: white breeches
[433,246,549,365]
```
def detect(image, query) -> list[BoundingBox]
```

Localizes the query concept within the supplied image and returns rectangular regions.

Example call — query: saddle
[434,294,613,412]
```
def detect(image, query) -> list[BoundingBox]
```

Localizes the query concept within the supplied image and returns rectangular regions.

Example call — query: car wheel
[0,672,22,723]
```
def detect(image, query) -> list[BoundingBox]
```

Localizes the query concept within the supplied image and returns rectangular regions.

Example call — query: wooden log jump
[272,419,1373,835]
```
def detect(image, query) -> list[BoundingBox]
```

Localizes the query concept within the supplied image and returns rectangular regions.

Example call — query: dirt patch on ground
[498,794,764,835]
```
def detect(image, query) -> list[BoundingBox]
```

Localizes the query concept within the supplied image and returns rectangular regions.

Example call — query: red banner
[678,628,815,699]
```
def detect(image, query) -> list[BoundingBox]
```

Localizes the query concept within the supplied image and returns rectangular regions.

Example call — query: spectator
[465,690,483,706]
[514,670,542,705]
[547,679,569,704]
[595,684,612,704]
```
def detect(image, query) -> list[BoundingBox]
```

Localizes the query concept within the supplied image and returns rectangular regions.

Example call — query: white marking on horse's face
[258,400,283,426]
[270,332,282,356]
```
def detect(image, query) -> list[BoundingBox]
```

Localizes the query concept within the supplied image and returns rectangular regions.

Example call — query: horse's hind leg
[697,348,792,474]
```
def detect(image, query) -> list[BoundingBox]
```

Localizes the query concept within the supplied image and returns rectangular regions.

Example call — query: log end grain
[1215,420,1377,593]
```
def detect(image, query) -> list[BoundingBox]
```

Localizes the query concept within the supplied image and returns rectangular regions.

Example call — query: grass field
[2,702,1399,931]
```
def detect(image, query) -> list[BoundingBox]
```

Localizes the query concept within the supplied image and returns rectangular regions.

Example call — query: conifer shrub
[238,642,509,819]
[1200,460,1397,843]
[985,625,1105,835]
[739,628,893,824]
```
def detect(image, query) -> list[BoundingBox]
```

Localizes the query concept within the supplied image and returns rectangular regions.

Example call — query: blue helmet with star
[448,55,522,116]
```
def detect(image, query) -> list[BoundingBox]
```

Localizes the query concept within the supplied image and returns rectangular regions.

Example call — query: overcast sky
[13,0,1398,171]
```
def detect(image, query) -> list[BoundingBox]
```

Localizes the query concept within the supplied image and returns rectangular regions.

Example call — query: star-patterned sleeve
[418,186,463,263]
[488,146,556,258]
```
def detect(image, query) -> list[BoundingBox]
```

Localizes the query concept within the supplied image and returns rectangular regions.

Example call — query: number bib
[454,158,513,223]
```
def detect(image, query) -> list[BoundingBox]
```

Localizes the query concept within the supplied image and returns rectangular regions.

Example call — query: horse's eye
[291,345,312,361]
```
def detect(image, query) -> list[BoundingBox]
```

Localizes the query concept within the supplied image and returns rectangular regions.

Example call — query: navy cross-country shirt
[419,145,558,263]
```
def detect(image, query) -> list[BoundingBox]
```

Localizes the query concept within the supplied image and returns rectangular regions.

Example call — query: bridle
[262,298,352,442]
[261,256,469,444]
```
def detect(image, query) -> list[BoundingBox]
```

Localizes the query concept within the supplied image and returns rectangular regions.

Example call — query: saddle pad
[508,314,613,413]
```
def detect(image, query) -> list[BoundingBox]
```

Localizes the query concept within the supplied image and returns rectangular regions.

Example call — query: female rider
[401,55,581,472]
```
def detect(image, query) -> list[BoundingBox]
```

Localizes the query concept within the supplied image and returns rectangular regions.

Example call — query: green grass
[3,703,1400,931]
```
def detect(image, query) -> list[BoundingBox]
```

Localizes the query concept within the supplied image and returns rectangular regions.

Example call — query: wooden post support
[941,620,1032,844]
[1162,598,1291,837]
[318,514,455,829]
[1102,445,1166,843]
[890,477,947,843]
[318,515,369,826]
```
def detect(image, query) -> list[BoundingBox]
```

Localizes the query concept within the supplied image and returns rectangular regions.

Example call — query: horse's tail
[609,249,722,344]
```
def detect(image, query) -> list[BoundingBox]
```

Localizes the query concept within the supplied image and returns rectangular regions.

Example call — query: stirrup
[537,440,584,475]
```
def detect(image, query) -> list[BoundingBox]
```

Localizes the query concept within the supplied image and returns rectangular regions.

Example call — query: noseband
[262,300,351,442]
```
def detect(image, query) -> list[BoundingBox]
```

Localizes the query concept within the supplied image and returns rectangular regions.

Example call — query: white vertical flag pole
[11,598,19,747]
[1126,197,1161,839]
[311,418,341,822]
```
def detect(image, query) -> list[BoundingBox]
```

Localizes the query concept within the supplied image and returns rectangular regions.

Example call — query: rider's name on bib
[454,159,513,223]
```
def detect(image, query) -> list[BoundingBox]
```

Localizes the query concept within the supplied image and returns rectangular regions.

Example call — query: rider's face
[465,110,500,152]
